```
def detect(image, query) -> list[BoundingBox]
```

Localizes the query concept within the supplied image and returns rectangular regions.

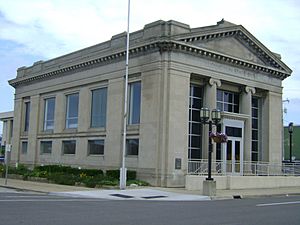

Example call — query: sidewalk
[0,178,299,200]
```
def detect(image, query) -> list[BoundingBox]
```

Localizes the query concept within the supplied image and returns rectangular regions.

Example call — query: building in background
[284,125,300,162]
[0,111,14,154]
[8,20,292,187]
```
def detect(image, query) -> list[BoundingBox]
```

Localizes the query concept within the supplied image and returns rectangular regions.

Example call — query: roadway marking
[257,201,300,207]
[0,199,108,202]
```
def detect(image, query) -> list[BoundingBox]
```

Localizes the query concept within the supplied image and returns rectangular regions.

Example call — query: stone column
[54,92,65,133]
[28,95,40,165]
[241,86,255,163]
[203,78,221,160]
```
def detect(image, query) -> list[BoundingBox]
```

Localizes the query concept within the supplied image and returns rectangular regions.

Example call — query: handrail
[188,159,300,176]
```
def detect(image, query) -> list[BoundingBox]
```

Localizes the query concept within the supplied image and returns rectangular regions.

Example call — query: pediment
[189,36,266,65]
[176,26,292,75]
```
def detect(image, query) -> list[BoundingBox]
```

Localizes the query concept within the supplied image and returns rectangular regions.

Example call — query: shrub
[47,172,77,186]
[106,169,136,180]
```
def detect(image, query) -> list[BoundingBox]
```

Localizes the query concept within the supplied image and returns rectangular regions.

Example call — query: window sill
[63,128,78,133]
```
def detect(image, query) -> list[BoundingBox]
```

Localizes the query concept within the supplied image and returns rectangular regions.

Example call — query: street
[0,188,299,225]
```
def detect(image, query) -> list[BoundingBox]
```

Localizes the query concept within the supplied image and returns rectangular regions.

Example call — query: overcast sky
[0,0,299,133]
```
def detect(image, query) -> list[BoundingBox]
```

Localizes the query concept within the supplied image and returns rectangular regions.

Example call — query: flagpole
[120,0,130,190]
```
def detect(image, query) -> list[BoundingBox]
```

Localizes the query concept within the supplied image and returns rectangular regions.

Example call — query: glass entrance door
[226,137,242,175]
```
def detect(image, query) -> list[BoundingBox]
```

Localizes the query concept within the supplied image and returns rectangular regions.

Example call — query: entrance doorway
[226,137,243,174]
[222,119,244,175]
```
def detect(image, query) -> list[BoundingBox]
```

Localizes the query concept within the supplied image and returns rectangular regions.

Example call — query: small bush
[47,172,77,186]
[106,169,136,180]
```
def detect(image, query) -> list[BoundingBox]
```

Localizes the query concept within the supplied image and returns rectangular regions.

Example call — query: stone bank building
[8,20,292,187]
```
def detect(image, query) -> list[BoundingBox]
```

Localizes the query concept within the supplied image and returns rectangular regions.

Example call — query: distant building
[0,111,14,148]
[284,125,300,161]
[8,20,292,186]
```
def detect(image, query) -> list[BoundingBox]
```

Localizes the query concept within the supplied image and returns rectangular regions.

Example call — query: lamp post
[288,122,293,163]
[200,108,221,180]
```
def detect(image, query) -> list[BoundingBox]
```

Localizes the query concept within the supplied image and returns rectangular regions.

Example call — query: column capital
[209,78,221,87]
[245,86,256,95]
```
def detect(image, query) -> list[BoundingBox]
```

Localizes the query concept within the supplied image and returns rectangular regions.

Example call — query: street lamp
[288,122,293,163]
[200,108,221,180]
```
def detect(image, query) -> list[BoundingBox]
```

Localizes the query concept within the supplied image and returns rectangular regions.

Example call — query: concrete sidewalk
[0,178,299,200]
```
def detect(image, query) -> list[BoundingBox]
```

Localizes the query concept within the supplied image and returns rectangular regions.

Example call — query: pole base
[203,180,216,196]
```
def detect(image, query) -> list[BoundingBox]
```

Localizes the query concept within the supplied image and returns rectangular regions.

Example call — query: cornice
[9,39,291,88]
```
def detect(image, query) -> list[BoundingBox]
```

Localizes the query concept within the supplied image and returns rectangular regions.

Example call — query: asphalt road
[0,188,299,225]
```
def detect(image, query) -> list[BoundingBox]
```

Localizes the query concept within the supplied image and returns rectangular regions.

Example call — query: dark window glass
[191,110,200,122]
[252,118,258,129]
[252,98,258,108]
[234,105,239,113]
[226,126,242,137]
[189,84,203,160]
[128,82,141,125]
[190,98,202,109]
[190,149,201,159]
[44,98,55,130]
[24,102,30,132]
[62,140,76,155]
[252,108,258,117]
[21,141,28,154]
[252,130,258,140]
[66,94,79,129]
[252,152,258,161]
[191,86,202,98]
[40,141,52,154]
[234,94,239,105]
[191,123,201,135]
[126,139,139,156]
[191,135,200,148]
[91,88,107,128]
[88,140,104,155]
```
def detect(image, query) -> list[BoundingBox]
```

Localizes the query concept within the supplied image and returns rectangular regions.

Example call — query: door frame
[221,119,244,175]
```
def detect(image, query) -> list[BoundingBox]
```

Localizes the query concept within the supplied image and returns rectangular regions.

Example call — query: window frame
[24,101,31,132]
[43,97,55,131]
[21,141,28,154]
[90,87,107,128]
[88,139,105,156]
[216,89,240,113]
[126,138,139,156]
[62,140,76,155]
[128,81,141,125]
[40,141,52,154]
[65,93,79,129]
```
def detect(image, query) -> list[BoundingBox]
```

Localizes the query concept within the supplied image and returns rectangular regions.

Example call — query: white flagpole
[120,0,130,190]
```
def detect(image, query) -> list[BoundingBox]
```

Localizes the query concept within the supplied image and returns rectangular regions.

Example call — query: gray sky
[0,0,299,133]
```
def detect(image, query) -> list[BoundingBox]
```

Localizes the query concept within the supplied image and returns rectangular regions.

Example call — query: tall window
[66,93,79,129]
[126,139,139,156]
[62,140,76,155]
[44,98,55,130]
[24,102,30,132]
[21,141,28,154]
[251,97,260,161]
[91,88,107,128]
[128,81,141,125]
[188,84,203,160]
[217,90,239,113]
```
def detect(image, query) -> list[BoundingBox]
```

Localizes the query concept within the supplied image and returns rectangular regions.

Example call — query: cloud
[0,0,299,125]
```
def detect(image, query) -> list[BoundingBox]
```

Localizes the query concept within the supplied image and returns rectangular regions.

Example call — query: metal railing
[188,159,300,176]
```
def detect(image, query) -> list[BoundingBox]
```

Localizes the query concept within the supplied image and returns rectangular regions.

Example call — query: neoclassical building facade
[8,20,292,187]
